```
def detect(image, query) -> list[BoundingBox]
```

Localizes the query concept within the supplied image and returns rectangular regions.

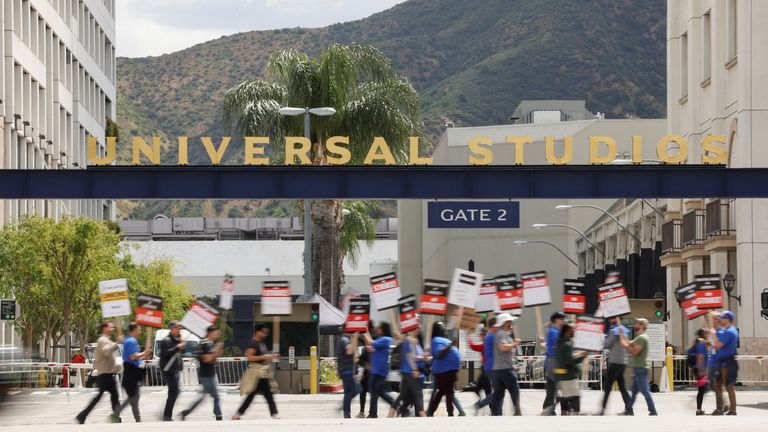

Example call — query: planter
[319,382,343,393]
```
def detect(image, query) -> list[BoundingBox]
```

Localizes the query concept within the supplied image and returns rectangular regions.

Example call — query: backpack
[390,342,403,370]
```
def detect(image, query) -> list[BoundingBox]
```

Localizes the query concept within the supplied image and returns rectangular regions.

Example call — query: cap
[494,313,515,327]
[550,311,566,321]
[720,311,735,321]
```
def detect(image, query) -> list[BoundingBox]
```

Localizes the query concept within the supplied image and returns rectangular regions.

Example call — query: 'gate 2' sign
[428,201,520,228]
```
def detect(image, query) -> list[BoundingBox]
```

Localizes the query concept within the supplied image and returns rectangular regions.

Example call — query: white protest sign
[370,273,402,311]
[261,281,292,315]
[99,279,130,318]
[520,271,552,307]
[447,268,483,308]
[475,279,500,313]
[180,301,219,338]
[459,324,483,362]
[219,274,234,310]
[573,316,605,352]
[645,323,666,362]
[597,281,631,318]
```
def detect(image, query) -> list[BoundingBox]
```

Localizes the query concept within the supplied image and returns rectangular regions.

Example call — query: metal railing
[682,209,705,248]
[662,219,682,254]
[706,199,736,237]
[671,355,768,386]
[517,355,604,389]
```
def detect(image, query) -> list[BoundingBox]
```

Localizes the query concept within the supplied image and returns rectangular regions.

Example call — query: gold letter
[544,136,573,165]
[657,135,688,164]
[244,137,270,165]
[631,136,643,163]
[589,136,617,164]
[286,137,312,165]
[132,137,161,165]
[408,137,433,165]
[468,136,494,165]
[506,136,534,164]
[326,136,351,165]
[87,136,116,165]
[701,134,728,164]
[201,137,231,165]
[364,137,396,165]
[178,137,188,165]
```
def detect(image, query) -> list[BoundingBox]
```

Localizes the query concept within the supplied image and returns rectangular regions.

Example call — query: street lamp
[555,204,642,245]
[723,273,740,306]
[278,106,337,297]
[532,223,606,256]
[512,240,578,267]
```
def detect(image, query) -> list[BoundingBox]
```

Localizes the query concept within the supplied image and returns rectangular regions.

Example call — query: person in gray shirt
[598,317,631,415]
[491,313,522,416]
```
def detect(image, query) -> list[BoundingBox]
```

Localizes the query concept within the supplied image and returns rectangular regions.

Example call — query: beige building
[1,0,116,225]
[663,0,768,352]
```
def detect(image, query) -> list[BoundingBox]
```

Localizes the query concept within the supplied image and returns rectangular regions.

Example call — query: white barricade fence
[516,355,604,390]
[671,355,768,386]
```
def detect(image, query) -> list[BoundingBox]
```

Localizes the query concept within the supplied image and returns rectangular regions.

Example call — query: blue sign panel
[428,201,520,228]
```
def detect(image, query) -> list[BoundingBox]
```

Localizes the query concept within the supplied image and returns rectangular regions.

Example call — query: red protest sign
[135,293,164,328]
[399,295,419,333]
[520,271,552,307]
[475,279,500,313]
[562,279,586,314]
[495,274,522,313]
[597,281,631,318]
[419,279,449,315]
[694,274,724,310]
[676,283,707,320]
[345,296,370,333]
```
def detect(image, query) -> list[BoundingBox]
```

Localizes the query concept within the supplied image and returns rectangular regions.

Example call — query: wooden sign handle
[115,316,123,337]
[145,327,154,353]
[535,306,544,355]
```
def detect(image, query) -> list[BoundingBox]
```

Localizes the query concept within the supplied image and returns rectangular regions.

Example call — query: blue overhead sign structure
[428,201,520,228]
[1,165,768,199]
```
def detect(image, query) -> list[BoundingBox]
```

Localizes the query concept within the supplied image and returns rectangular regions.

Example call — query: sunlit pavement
[2,387,768,431]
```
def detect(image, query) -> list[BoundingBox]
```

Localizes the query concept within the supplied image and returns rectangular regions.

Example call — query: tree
[223,44,421,306]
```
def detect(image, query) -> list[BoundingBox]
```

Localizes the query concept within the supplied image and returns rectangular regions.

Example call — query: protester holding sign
[181,325,224,421]
[337,328,360,419]
[234,322,280,420]
[160,321,187,421]
[75,321,123,424]
[598,317,630,416]
[491,313,522,416]
[710,311,739,416]
[426,321,461,417]
[688,328,709,416]
[362,322,398,418]
[356,321,374,418]
[619,318,658,416]
[399,328,427,417]
[542,311,566,416]
[554,323,587,416]
[115,323,151,423]
[471,317,498,415]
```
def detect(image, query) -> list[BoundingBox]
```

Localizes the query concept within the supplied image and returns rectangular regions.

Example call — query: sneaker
[356,412,366,418]
[215,416,223,421]
[109,414,121,423]
[513,410,522,416]
[75,415,85,424]
[696,410,705,416]
[366,414,378,419]
[618,411,634,416]
[458,411,467,417]
[231,415,241,421]
[180,410,189,421]
[649,412,658,416]
[710,409,725,416]
[272,414,281,419]
[726,411,737,416]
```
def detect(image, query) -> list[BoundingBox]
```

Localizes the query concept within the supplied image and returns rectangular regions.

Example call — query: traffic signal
[481,312,488,320]
[310,303,319,322]
[654,299,665,319]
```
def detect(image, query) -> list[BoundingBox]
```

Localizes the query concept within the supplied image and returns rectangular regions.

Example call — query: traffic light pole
[467,259,475,386]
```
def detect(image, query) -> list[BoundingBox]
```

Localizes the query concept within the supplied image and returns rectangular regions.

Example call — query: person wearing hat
[491,313,522,416]
[619,317,658,416]
[542,311,566,415]
[711,311,739,415]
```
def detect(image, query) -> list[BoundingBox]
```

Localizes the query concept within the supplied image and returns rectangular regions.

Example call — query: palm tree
[223,44,421,307]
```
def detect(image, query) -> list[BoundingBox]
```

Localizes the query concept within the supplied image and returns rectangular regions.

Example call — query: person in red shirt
[466,318,497,412]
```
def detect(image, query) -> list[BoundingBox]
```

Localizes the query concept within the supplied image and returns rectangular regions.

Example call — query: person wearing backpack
[362,321,398,418]
[426,321,461,416]
[180,325,224,421]
[688,328,709,415]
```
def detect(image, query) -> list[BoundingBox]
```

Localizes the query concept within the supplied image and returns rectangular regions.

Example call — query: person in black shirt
[180,325,224,421]
[159,321,186,422]
[357,321,374,417]
[233,322,280,420]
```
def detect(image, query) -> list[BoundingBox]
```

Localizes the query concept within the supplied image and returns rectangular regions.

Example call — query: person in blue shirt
[398,328,426,417]
[542,311,565,415]
[689,328,709,415]
[472,317,498,415]
[362,321,397,418]
[426,321,461,417]
[114,322,150,422]
[706,313,724,415]
[711,311,739,415]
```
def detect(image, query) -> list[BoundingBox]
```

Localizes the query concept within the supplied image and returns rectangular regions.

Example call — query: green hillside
[115,0,666,219]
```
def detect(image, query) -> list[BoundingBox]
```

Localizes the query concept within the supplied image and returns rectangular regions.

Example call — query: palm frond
[339,200,379,268]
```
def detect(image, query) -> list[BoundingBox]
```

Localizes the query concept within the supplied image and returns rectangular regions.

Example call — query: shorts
[558,379,579,398]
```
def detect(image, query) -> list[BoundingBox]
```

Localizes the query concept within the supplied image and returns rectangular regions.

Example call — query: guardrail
[671,355,768,386]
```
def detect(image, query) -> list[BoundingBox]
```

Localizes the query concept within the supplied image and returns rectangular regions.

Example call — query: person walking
[75,321,123,424]
[472,317,498,415]
[356,325,372,418]
[362,321,398,418]
[688,328,709,416]
[398,328,427,417]
[542,311,566,415]
[115,323,150,423]
[180,325,224,421]
[338,328,360,419]
[711,311,739,415]
[619,318,658,416]
[598,317,631,415]
[426,321,460,417]
[233,322,280,419]
[159,321,186,421]
[706,313,726,415]
[554,323,586,415]
[491,313,522,416]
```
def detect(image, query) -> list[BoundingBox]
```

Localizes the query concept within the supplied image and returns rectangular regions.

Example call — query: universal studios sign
[87,134,729,166]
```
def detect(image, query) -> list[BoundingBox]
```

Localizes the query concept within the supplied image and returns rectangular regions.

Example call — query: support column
[665,264,683,348]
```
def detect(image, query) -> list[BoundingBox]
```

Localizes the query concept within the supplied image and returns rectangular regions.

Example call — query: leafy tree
[223,43,421,306]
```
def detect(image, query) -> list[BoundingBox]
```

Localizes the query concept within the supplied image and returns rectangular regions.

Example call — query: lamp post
[512,240,578,267]
[555,204,643,245]
[278,106,337,297]
[723,272,740,306]
[532,223,606,256]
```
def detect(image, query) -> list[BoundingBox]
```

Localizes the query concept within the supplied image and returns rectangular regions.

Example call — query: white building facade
[663,0,768,352]
[1,0,116,225]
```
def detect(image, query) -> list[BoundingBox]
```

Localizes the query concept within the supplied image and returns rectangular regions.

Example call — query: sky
[116,0,407,58]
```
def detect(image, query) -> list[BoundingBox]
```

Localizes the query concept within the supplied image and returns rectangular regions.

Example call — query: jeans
[184,376,222,418]
[359,369,370,414]
[543,357,558,412]
[427,370,457,416]
[716,356,739,413]
[368,374,396,417]
[492,368,520,415]
[341,373,358,418]
[601,363,630,413]
[163,371,181,420]
[428,377,465,415]
[399,373,424,415]
[475,370,498,414]
[117,364,142,422]
[238,378,278,416]
[708,366,724,410]
[628,367,657,415]
[77,373,120,421]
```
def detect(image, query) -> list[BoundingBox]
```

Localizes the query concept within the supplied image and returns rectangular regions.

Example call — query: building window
[681,32,688,101]
[727,0,738,65]
[702,11,711,83]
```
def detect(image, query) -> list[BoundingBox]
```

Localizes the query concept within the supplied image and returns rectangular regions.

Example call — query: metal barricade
[671,355,768,386]
[516,355,603,389]
[0,362,93,389]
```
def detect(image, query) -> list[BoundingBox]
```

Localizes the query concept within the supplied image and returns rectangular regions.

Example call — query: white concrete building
[398,112,666,340]
[662,0,768,353]
[0,0,116,225]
